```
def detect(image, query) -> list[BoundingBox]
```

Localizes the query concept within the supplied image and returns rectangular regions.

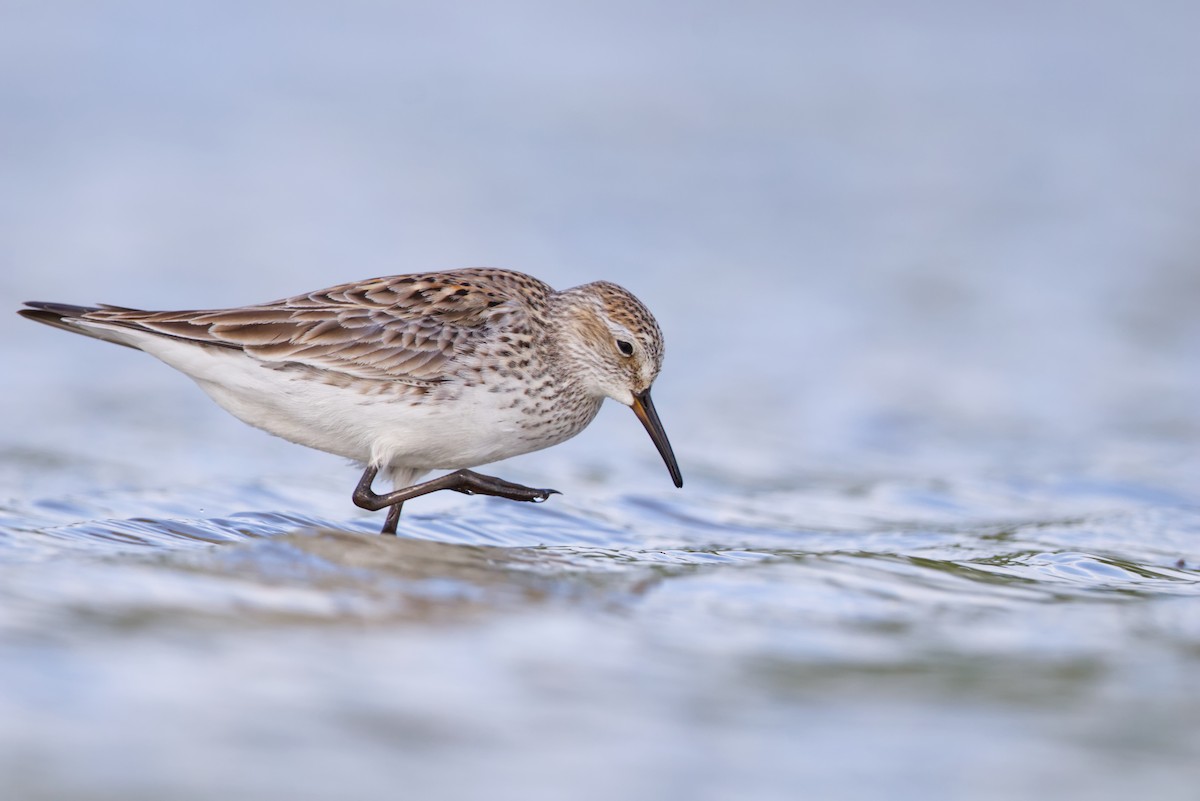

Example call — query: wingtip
[20,301,101,318]
[17,302,140,348]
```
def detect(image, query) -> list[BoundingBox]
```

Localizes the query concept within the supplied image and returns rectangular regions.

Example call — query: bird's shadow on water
[171,528,670,624]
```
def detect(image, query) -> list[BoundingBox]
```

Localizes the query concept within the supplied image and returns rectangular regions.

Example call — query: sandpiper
[19,269,682,533]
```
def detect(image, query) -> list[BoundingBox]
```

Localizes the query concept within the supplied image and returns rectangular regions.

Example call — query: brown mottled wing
[81,270,545,385]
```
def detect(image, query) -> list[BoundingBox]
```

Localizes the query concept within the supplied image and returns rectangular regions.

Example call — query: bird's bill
[631,388,683,488]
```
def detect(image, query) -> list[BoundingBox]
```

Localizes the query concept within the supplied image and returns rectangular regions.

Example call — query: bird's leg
[352,466,560,534]
[381,502,403,535]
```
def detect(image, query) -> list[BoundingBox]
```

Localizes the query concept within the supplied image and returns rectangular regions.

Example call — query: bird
[19,268,683,533]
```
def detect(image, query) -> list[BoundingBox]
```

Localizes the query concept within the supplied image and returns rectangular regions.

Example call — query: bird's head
[554,281,683,488]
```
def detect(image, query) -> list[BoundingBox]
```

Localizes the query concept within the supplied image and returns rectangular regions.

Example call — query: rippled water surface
[3,2,1200,800]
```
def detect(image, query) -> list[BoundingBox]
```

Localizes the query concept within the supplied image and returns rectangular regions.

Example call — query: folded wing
[24,271,536,386]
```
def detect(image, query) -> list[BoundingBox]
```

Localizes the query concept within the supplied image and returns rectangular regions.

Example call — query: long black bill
[630,388,683,488]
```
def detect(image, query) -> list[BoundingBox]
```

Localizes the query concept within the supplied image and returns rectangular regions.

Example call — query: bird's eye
[616,339,634,357]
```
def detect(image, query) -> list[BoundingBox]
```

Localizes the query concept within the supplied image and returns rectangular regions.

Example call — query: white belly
[132,332,590,472]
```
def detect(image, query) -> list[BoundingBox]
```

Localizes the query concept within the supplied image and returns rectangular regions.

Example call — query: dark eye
[616,339,634,357]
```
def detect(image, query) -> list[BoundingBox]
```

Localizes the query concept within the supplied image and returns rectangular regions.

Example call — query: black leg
[381,502,403,535]
[352,466,560,534]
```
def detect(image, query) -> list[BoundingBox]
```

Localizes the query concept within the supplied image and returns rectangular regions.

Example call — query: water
[3,2,1200,799]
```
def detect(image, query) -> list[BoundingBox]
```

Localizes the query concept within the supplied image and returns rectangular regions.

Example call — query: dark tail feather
[19,302,140,349]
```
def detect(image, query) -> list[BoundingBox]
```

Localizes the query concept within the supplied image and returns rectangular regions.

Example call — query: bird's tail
[19,302,143,349]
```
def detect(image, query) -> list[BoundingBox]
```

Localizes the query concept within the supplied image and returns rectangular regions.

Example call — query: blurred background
[2,2,1199,800]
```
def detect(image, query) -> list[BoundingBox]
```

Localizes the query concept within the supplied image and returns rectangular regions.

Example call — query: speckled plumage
[19,268,682,530]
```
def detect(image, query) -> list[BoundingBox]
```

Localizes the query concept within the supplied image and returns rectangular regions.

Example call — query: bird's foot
[450,471,560,503]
